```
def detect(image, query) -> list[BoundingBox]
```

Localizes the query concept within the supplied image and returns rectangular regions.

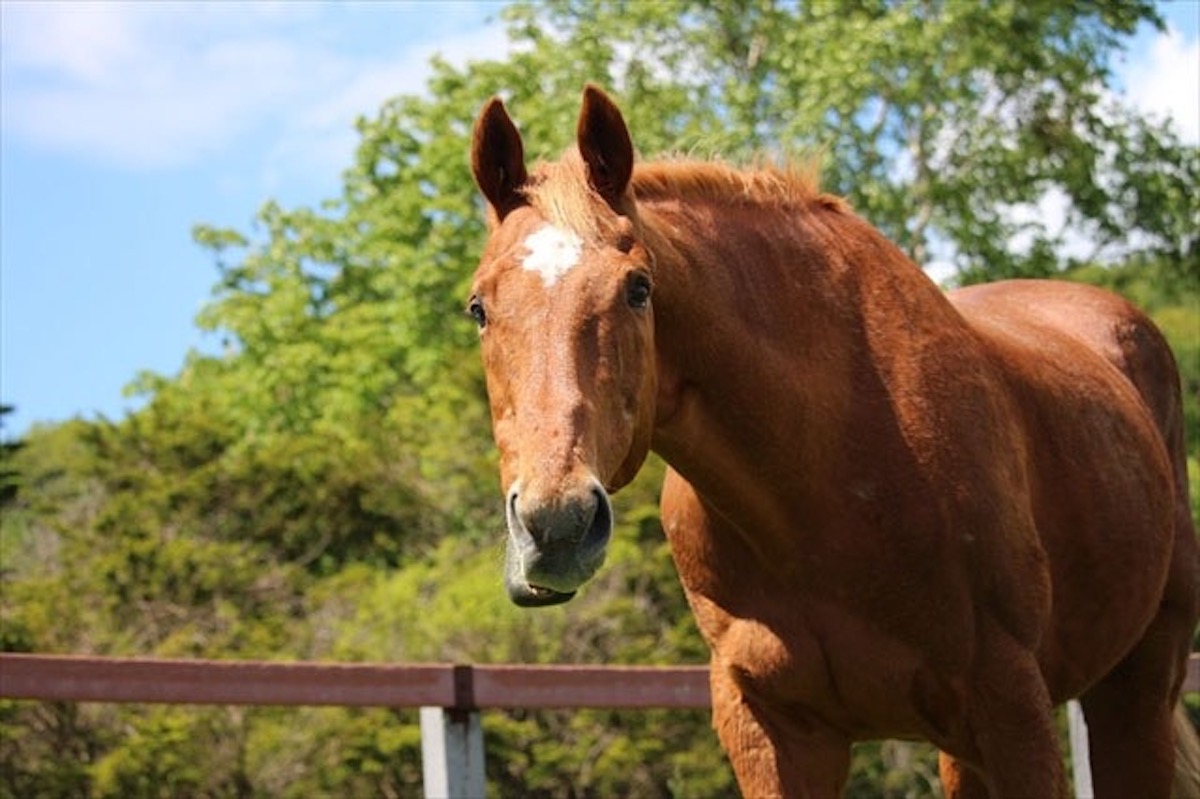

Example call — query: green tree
[517,0,1197,283]
[0,406,21,509]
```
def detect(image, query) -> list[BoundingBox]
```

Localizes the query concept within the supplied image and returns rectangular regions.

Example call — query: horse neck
[640,195,964,538]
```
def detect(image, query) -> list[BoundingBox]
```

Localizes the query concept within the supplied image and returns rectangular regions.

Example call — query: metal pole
[420,706,485,799]
[1067,699,1093,799]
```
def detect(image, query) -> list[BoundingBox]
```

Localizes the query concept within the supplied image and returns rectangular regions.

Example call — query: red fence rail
[1,652,1196,708]
[0,654,712,709]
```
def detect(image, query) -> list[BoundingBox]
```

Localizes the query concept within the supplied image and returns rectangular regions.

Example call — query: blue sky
[1,1,1197,438]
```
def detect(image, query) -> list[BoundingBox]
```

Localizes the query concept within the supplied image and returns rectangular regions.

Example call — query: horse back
[950,279,1188,513]
[951,281,1182,450]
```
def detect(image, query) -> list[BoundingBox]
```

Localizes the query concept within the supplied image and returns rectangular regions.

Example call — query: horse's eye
[625,272,652,310]
[467,296,487,328]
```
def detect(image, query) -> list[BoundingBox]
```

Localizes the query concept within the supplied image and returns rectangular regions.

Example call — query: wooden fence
[0,655,710,710]
[2,653,1197,797]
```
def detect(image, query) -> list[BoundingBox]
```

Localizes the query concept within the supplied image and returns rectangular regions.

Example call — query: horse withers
[466,85,1200,797]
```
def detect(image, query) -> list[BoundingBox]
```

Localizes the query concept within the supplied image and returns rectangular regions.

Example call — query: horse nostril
[583,487,612,549]
[508,483,610,548]
[509,486,559,546]
[508,487,544,544]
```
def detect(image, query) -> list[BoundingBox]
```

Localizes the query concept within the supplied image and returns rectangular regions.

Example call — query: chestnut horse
[466,86,1199,797]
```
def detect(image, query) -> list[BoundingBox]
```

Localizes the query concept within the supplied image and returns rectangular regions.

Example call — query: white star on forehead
[520,225,583,286]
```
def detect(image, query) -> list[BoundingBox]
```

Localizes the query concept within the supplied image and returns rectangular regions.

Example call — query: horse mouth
[502,530,589,607]
[506,577,577,607]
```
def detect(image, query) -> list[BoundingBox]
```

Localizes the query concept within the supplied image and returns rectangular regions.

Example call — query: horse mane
[522,149,850,241]
[633,158,846,211]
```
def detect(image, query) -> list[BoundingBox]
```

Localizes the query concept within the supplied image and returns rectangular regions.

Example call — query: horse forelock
[520,150,849,242]
[521,149,621,242]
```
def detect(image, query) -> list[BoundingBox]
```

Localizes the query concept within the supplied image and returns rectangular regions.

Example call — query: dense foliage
[2,1,1196,796]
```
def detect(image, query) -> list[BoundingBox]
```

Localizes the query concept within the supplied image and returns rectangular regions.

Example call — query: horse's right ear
[471,97,528,221]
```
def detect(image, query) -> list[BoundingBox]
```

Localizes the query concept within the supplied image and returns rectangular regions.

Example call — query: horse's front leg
[711,663,851,799]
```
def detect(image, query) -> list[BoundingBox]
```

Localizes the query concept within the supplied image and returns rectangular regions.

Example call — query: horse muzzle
[503,478,612,607]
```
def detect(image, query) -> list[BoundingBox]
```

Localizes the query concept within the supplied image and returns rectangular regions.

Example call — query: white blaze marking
[520,225,583,286]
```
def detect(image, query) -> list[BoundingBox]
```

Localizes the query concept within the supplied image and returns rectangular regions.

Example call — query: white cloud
[1,1,139,84]
[256,22,512,197]
[1120,24,1199,144]
[0,1,511,172]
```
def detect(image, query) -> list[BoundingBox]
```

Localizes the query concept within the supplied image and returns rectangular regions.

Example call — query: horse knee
[938,751,991,799]
[711,668,851,798]
[961,633,1069,797]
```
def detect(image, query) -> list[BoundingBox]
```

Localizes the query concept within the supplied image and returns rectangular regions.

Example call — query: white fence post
[420,706,485,799]
[1067,699,1093,799]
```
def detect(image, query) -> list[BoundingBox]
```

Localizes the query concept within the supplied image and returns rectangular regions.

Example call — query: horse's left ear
[577,84,634,208]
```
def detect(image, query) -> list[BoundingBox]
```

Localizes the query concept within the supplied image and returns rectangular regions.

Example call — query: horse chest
[665,490,973,738]
[692,588,960,739]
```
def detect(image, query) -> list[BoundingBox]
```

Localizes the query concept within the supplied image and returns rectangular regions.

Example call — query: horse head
[468,86,657,606]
